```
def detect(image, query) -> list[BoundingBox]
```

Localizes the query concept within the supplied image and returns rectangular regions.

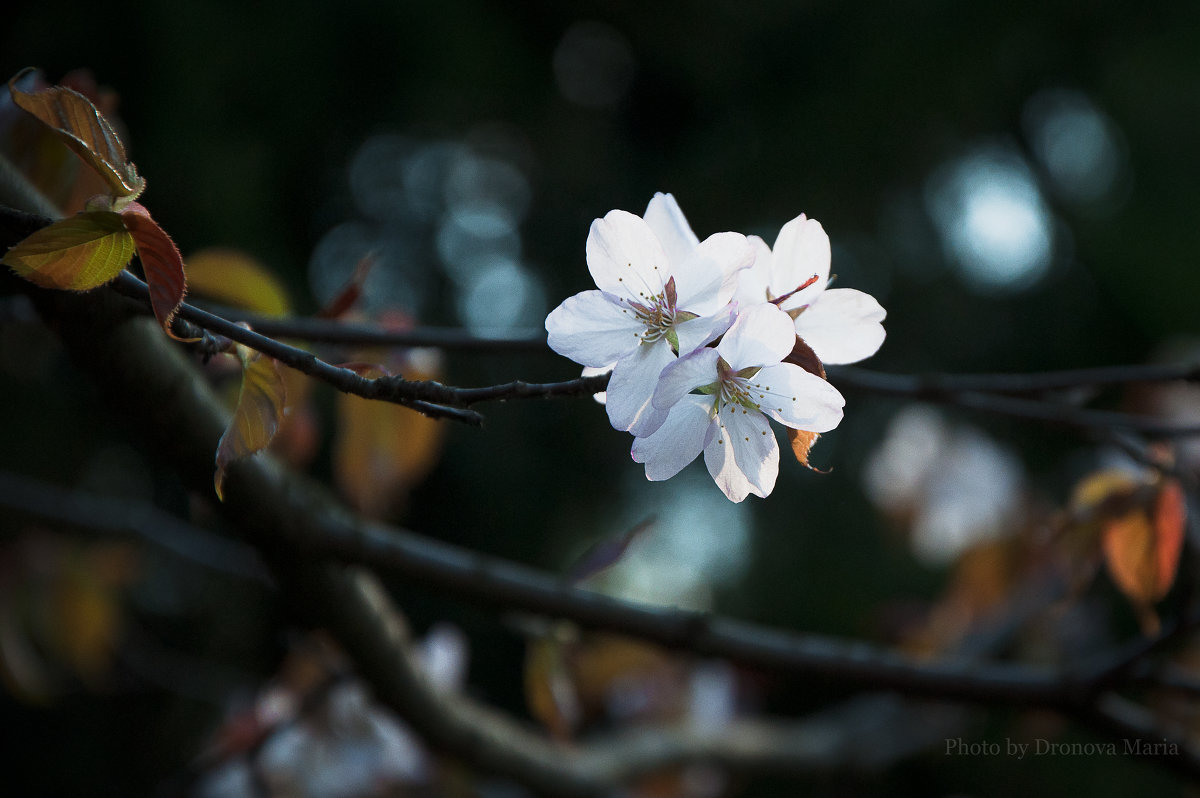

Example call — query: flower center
[623,275,691,349]
[629,292,676,343]
[713,358,762,412]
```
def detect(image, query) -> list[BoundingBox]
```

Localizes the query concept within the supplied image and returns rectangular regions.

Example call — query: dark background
[2,2,1199,795]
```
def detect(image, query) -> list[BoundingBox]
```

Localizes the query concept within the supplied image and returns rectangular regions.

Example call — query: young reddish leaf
[214,346,287,500]
[185,248,292,317]
[782,334,826,379]
[2,211,135,290]
[120,202,188,337]
[317,253,376,319]
[1,70,117,215]
[7,68,144,201]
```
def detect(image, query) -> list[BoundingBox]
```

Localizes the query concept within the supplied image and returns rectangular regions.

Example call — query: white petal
[631,395,714,481]
[795,288,887,365]
[653,347,720,410]
[581,364,614,405]
[586,210,673,302]
[732,235,774,307]
[606,341,676,436]
[704,406,779,502]
[747,363,845,432]
[770,214,830,310]
[673,304,735,355]
[545,290,644,367]
[673,232,753,316]
[642,193,699,267]
[715,303,796,370]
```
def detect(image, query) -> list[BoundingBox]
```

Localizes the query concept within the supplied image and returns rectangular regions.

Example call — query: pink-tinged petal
[795,288,887,365]
[704,406,779,502]
[642,193,699,267]
[631,395,714,481]
[769,215,830,311]
[581,364,614,405]
[546,290,644,367]
[653,347,720,410]
[732,235,774,307]
[586,210,673,302]
[673,232,754,316]
[715,303,796,370]
[673,304,735,355]
[606,341,676,436]
[747,363,845,432]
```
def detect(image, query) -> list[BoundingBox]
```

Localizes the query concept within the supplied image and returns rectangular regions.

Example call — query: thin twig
[108,271,485,426]
[199,301,548,353]
[829,363,1200,396]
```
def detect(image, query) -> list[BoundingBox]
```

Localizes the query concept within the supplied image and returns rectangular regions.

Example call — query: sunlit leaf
[786,428,824,470]
[2,211,135,290]
[185,248,292,317]
[120,202,189,337]
[7,68,144,201]
[1102,478,1186,635]
[333,357,445,518]
[214,345,287,500]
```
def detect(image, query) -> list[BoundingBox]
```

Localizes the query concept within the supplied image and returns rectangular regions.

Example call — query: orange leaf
[121,202,188,337]
[1153,479,1187,596]
[2,211,135,290]
[185,248,292,317]
[214,347,287,500]
[7,68,144,201]
[1101,479,1186,635]
[786,428,824,469]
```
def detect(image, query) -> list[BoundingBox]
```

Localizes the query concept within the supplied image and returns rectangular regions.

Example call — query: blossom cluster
[546,194,886,502]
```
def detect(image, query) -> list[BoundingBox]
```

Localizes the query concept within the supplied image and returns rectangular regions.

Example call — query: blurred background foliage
[2,1,1200,796]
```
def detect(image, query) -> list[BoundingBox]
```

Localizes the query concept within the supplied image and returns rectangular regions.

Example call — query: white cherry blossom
[735,214,886,365]
[631,303,845,502]
[547,196,753,436]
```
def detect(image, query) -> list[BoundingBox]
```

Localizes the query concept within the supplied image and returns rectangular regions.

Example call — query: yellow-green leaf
[2,212,135,290]
[185,248,292,317]
[8,68,144,201]
[214,347,287,500]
